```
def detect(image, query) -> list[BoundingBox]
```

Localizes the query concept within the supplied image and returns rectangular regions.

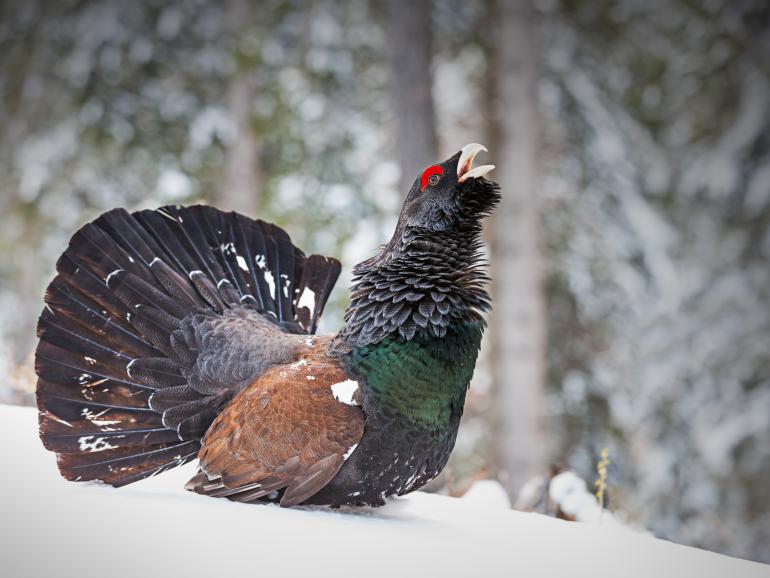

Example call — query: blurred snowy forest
[0,0,768,564]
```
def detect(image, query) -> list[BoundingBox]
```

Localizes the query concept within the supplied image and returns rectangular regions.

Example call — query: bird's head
[334,144,500,352]
[397,143,499,233]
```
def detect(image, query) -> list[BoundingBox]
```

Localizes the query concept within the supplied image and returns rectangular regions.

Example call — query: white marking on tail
[297,288,317,312]
[78,435,120,453]
[126,359,136,378]
[46,412,73,428]
[330,380,359,406]
[84,356,96,366]
[264,271,276,299]
[188,270,203,280]
[254,254,277,298]
[105,269,123,285]
[81,408,121,428]
[235,255,249,272]
[158,208,175,221]
[149,257,161,266]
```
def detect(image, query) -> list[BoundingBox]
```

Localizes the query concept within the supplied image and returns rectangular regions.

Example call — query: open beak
[457,143,495,183]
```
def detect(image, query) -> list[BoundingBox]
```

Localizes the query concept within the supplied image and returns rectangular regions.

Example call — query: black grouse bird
[35,143,498,507]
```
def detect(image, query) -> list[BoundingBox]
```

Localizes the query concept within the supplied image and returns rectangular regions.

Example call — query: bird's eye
[420,165,444,191]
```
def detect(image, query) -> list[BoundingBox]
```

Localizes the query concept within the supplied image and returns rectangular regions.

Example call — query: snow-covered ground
[1,404,767,578]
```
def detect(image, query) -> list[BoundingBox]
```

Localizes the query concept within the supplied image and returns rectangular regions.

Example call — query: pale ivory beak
[457,143,495,183]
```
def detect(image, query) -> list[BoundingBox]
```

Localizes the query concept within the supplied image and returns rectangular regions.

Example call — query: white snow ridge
[0,404,767,578]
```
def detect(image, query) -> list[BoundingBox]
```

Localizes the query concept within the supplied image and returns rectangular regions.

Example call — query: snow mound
[0,404,767,578]
[549,470,624,527]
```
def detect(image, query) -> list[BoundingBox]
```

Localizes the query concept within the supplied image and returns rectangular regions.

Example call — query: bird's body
[35,145,498,507]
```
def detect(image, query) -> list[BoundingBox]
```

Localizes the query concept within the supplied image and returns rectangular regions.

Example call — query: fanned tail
[36,205,341,486]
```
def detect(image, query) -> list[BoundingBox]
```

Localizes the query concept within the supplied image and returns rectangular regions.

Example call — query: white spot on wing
[343,443,358,461]
[330,380,359,406]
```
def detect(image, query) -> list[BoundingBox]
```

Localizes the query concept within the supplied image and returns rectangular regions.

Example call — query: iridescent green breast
[348,321,483,429]
[307,321,484,507]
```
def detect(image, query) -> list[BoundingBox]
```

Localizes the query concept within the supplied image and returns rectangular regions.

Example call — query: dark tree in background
[221,0,262,216]
[486,0,547,498]
[388,0,438,193]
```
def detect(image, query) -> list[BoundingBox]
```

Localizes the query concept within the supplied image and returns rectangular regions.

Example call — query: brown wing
[185,338,364,507]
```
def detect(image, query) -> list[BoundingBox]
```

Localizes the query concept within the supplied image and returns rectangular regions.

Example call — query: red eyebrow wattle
[420,165,443,191]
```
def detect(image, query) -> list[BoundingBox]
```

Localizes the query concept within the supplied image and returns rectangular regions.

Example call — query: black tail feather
[36,204,341,487]
[296,254,342,334]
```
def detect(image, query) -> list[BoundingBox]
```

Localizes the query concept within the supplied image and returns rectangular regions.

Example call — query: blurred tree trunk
[388,0,438,192]
[486,0,546,499]
[221,0,262,217]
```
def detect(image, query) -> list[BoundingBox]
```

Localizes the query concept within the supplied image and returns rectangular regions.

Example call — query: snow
[461,479,512,509]
[0,404,766,578]
[549,471,623,527]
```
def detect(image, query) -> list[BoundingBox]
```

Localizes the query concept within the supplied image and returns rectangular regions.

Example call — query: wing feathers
[187,350,363,505]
